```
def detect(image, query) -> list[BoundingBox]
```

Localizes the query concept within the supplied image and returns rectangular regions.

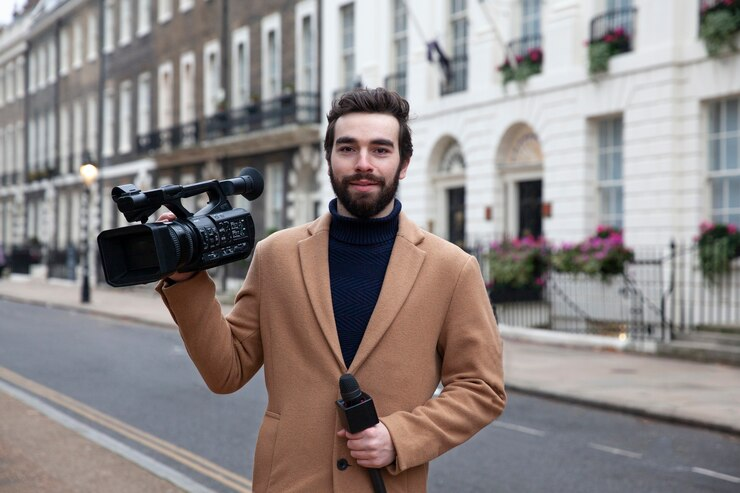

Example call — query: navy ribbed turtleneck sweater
[329,198,401,368]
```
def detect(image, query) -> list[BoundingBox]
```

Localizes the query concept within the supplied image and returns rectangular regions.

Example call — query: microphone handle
[368,468,387,493]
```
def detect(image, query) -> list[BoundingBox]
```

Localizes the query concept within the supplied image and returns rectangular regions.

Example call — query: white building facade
[320,0,740,250]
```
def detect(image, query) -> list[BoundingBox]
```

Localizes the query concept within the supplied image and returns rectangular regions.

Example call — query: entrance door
[448,187,465,248]
[518,180,542,238]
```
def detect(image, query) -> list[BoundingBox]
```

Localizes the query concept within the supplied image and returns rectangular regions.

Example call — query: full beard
[329,166,401,219]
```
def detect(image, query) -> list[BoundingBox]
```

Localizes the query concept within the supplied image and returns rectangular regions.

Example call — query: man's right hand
[156,212,196,283]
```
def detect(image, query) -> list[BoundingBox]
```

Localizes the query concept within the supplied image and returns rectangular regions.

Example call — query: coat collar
[298,212,426,372]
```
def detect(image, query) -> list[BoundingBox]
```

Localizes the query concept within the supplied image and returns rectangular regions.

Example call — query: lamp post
[79,152,99,304]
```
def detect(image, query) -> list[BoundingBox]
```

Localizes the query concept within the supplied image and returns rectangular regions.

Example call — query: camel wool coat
[157,211,506,492]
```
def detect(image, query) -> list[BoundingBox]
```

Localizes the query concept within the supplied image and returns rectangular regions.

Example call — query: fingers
[156,212,177,222]
[337,425,396,468]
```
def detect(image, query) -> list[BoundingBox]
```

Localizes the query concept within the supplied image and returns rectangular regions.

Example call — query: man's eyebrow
[335,136,395,147]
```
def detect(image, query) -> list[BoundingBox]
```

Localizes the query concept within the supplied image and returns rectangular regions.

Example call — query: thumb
[337,428,347,438]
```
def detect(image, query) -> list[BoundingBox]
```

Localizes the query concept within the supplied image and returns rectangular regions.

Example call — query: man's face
[328,112,410,219]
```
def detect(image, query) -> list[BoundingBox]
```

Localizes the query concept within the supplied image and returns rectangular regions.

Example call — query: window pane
[709,138,721,171]
[726,137,739,169]
[615,186,623,214]
[729,214,740,227]
[729,177,740,208]
[613,151,622,179]
[709,102,721,134]
[726,99,738,132]
[712,179,723,209]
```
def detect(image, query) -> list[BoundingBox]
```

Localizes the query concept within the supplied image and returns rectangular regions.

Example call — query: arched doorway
[431,141,466,247]
[495,123,544,239]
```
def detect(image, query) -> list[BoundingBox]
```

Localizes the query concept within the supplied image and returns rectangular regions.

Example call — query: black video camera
[97,167,263,287]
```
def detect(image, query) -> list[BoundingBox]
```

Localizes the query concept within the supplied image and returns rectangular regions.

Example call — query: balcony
[136,131,161,154]
[499,34,543,85]
[440,55,468,95]
[588,7,637,74]
[384,72,407,98]
[205,91,320,140]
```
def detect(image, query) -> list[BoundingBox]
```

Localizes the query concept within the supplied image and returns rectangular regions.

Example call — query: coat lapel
[298,214,346,370]
[349,214,426,372]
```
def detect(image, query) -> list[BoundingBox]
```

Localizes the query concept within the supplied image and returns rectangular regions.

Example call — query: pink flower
[700,221,714,234]
[729,224,738,234]
[614,27,625,37]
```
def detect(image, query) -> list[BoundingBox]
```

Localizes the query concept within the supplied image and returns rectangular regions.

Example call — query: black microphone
[336,373,387,493]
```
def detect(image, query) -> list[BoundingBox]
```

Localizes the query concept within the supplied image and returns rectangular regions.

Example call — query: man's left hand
[337,422,396,468]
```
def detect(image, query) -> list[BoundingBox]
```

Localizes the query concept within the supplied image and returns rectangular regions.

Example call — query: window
[60,105,70,173]
[708,98,740,227]
[15,121,23,177]
[37,47,46,89]
[261,14,281,99]
[607,0,632,10]
[87,95,97,153]
[27,119,35,171]
[158,62,174,129]
[597,117,624,229]
[74,100,84,162]
[28,51,36,93]
[295,1,317,94]
[0,68,4,107]
[137,0,151,36]
[137,72,151,135]
[73,21,83,69]
[203,41,221,116]
[158,0,172,24]
[521,0,541,39]
[60,27,70,75]
[340,3,355,89]
[47,111,56,168]
[87,13,98,61]
[265,163,285,229]
[104,1,116,53]
[444,0,468,93]
[180,52,196,123]
[120,0,132,46]
[47,41,56,83]
[5,62,14,103]
[231,27,250,108]
[390,0,407,96]
[103,88,115,157]
[16,56,24,98]
[119,81,132,153]
[5,126,13,176]
[38,115,46,169]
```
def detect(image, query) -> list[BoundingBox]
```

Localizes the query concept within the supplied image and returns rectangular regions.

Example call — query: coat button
[337,458,349,471]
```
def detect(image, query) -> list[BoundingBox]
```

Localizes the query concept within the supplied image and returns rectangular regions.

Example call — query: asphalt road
[2,299,739,492]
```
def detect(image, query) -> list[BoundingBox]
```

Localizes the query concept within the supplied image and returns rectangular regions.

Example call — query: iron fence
[479,240,740,341]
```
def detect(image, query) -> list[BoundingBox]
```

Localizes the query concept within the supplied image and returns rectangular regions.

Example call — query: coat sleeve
[155,242,265,394]
[380,256,506,472]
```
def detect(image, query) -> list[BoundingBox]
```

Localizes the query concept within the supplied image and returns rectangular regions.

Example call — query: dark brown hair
[324,87,413,163]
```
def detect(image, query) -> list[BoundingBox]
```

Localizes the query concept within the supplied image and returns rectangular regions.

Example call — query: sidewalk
[1,275,740,490]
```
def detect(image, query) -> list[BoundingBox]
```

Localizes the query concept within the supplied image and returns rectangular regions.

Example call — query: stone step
[674,330,740,347]
[657,340,740,367]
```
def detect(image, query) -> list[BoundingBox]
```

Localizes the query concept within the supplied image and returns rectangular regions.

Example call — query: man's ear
[399,159,411,180]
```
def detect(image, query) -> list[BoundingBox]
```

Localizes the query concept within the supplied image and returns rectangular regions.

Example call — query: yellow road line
[0,366,253,493]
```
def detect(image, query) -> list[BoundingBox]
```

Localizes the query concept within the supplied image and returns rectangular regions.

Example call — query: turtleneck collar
[328,198,401,245]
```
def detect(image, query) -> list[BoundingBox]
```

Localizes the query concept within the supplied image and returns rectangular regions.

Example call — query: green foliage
[550,226,634,280]
[499,47,543,86]
[697,222,740,283]
[488,236,549,289]
[700,8,740,56]
[587,27,631,75]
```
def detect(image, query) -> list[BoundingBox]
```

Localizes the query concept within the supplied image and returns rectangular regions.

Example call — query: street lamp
[79,152,99,303]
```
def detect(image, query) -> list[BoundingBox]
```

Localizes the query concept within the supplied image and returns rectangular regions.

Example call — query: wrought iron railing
[590,7,637,46]
[136,130,161,154]
[205,91,321,140]
[507,33,542,59]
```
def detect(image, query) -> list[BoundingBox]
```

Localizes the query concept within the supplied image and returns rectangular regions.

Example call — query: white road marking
[493,421,547,437]
[588,442,643,459]
[692,467,740,484]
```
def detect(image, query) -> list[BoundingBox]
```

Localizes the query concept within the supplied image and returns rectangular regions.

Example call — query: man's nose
[355,150,374,172]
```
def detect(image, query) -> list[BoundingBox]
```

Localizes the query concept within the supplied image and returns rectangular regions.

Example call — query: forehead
[333,112,400,144]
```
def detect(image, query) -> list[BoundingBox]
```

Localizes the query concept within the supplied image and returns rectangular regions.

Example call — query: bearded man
[156,87,506,492]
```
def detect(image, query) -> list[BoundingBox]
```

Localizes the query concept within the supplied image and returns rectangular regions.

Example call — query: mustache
[341,173,386,186]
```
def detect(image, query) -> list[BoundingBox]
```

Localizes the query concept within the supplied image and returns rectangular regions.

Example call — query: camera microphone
[336,373,387,493]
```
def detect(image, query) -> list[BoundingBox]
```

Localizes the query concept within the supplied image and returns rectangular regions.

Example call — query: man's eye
[375,148,390,154]
[338,146,354,152]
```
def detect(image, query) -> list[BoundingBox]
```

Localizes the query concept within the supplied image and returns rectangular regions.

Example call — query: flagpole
[478,0,518,70]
